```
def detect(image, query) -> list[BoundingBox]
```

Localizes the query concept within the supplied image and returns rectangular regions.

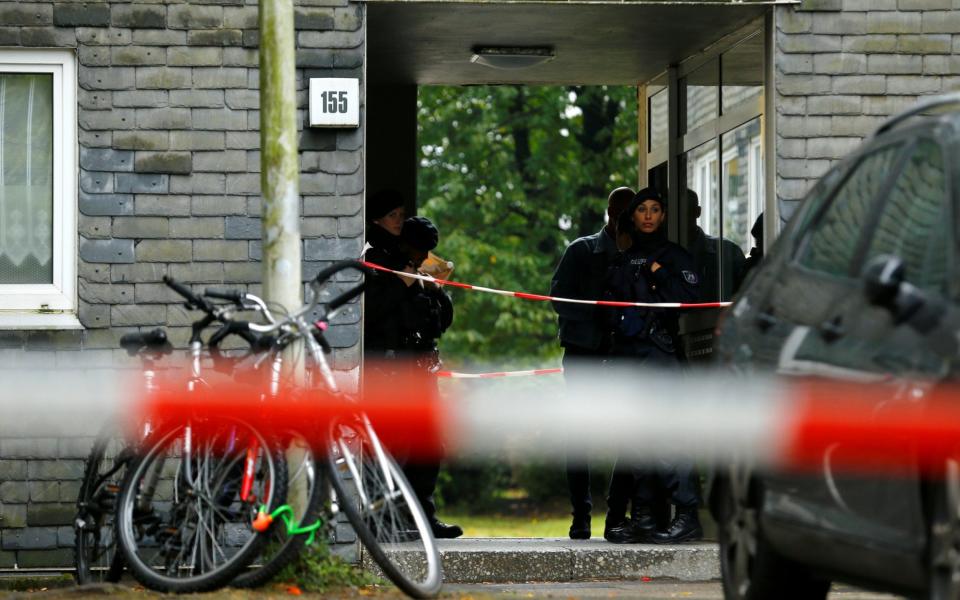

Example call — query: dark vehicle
[710,94,960,600]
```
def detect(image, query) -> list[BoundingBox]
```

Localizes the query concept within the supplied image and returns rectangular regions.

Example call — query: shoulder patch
[682,270,699,285]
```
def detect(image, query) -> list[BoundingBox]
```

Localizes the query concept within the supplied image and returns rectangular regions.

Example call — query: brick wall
[0,0,364,567]
[774,0,960,222]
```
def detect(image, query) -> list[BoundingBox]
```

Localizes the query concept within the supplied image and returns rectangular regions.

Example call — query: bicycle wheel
[232,432,325,588]
[324,415,443,598]
[74,429,128,584]
[115,419,286,593]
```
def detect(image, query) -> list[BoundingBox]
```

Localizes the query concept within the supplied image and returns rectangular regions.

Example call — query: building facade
[0,0,958,568]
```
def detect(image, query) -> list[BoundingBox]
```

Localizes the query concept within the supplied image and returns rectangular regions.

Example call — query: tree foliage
[416,85,639,366]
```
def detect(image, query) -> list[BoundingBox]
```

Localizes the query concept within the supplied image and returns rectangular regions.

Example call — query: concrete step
[363,538,720,584]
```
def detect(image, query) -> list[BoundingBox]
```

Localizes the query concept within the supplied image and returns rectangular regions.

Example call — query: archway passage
[362,0,777,541]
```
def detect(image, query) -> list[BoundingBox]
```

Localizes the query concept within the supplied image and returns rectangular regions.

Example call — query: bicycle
[202,260,444,598]
[111,277,288,593]
[73,328,172,585]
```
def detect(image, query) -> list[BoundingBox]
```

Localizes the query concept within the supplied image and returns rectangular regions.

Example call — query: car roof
[873,92,960,140]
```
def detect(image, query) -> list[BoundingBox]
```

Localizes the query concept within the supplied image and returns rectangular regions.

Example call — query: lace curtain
[0,73,54,284]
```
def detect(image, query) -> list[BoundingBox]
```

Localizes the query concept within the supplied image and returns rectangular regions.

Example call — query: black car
[710,94,960,600]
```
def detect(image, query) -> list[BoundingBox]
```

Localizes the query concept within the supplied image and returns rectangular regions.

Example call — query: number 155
[320,90,348,113]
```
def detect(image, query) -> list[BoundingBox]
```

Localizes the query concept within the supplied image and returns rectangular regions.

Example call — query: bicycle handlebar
[163,276,214,313]
[204,288,245,305]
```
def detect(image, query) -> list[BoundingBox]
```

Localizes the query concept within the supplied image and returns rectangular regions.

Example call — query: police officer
[684,189,746,302]
[363,215,462,538]
[550,186,636,540]
[603,187,704,544]
[365,188,408,272]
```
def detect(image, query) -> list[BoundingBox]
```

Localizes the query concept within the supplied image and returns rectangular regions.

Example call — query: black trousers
[605,341,701,517]
[561,345,634,523]
[367,351,442,523]
[633,460,700,509]
[403,462,440,521]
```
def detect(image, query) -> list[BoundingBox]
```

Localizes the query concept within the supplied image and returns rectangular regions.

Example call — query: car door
[761,131,954,587]
[763,141,908,506]
[724,138,915,558]
[813,134,954,571]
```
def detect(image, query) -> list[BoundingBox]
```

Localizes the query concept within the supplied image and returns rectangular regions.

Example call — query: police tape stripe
[8,363,960,474]
[435,368,564,378]
[361,260,733,309]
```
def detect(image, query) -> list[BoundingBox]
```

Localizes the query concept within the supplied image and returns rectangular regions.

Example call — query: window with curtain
[0,50,78,327]
[0,73,54,284]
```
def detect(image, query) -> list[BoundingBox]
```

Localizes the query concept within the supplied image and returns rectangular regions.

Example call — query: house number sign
[308,78,359,128]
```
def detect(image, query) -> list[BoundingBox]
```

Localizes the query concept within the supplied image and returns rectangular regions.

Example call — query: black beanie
[401,216,439,251]
[624,187,666,218]
[367,189,405,222]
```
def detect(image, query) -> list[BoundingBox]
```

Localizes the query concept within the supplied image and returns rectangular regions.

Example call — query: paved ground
[448,581,901,599]
[0,579,903,600]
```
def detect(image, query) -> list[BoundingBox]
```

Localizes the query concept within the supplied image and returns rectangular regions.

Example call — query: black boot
[604,509,655,543]
[650,506,703,544]
[431,520,463,539]
[603,513,626,539]
[569,513,591,540]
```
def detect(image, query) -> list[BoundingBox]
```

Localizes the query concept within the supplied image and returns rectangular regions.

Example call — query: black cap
[367,189,404,222]
[401,216,439,251]
[624,187,666,217]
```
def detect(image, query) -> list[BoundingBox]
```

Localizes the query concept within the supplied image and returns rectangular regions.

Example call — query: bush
[276,544,383,593]
[512,460,567,504]
[435,459,511,510]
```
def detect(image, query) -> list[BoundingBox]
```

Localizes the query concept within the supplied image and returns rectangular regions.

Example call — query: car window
[862,139,950,293]
[783,165,842,245]
[797,145,903,277]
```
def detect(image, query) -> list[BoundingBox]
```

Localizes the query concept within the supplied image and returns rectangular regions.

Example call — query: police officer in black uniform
[550,187,637,540]
[603,187,704,544]
[363,215,463,539]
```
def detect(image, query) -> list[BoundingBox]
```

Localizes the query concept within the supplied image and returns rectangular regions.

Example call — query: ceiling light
[470,46,555,70]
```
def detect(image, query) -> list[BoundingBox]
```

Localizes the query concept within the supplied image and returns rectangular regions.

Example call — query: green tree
[417,85,638,367]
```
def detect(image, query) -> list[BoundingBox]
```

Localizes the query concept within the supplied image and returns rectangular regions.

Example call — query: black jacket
[604,239,700,354]
[365,225,407,271]
[550,228,620,351]
[364,270,453,355]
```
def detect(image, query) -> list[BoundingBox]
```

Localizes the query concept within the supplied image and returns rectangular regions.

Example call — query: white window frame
[693,152,718,237]
[749,137,763,237]
[0,49,80,329]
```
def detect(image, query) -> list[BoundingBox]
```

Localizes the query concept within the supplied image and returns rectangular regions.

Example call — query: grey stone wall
[0,0,364,567]
[774,0,960,222]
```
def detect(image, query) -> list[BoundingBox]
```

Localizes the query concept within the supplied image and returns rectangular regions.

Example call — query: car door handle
[819,315,845,342]
[755,308,777,332]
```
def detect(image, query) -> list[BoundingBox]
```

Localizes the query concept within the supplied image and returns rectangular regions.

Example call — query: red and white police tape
[6,361,959,476]
[361,261,733,309]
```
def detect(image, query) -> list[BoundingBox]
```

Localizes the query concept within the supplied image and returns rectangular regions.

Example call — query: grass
[440,507,718,540]
[438,511,572,537]
[438,494,575,537]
